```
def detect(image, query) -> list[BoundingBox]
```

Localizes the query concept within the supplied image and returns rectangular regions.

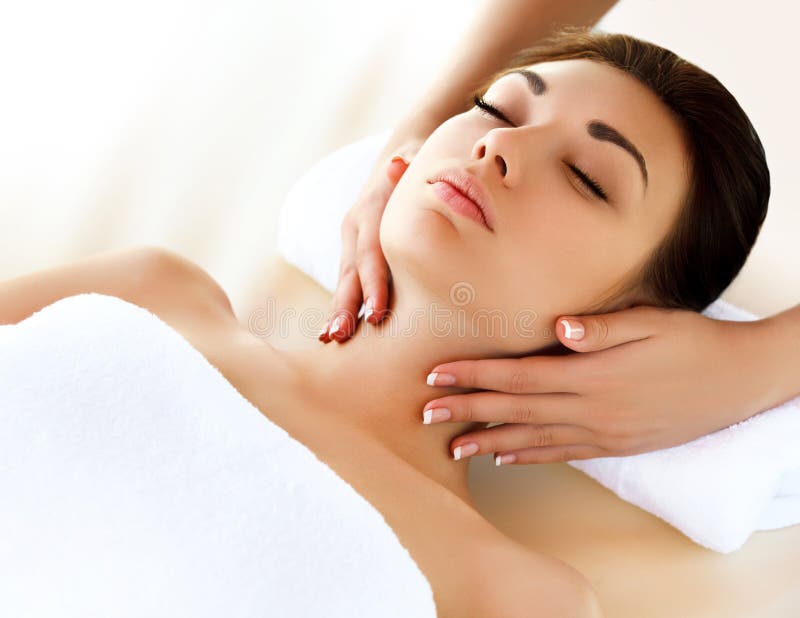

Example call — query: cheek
[494,190,627,311]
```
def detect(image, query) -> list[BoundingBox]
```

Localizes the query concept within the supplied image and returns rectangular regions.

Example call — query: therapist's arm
[399,0,620,141]
[322,0,619,341]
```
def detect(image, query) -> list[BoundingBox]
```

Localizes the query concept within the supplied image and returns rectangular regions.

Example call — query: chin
[381,191,460,250]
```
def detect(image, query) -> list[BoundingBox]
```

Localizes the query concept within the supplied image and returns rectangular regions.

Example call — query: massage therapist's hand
[422,305,793,464]
[319,130,420,343]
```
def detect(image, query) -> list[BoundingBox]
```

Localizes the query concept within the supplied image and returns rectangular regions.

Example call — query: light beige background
[0,0,797,319]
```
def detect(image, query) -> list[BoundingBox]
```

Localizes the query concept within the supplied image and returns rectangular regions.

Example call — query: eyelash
[472,95,609,202]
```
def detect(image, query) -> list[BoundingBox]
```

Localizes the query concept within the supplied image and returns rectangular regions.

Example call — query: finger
[325,221,364,343]
[327,303,360,343]
[556,304,664,352]
[322,271,361,343]
[422,391,582,427]
[494,444,608,465]
[427,356,579,395]
[450,423,595,461]
[356,225,391,325]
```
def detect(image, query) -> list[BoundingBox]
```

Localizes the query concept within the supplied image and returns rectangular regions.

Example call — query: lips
[427,167,495,232]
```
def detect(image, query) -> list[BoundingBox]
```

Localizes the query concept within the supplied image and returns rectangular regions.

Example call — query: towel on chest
[0,293,436,617]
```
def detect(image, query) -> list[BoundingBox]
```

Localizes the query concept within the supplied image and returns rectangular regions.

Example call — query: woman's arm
[0,246,233,327]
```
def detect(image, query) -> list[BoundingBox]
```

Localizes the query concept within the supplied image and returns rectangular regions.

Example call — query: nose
[471,129,519,186]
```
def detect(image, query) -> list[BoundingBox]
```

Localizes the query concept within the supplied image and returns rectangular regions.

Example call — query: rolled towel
[276,130,800,553]
[0,293,436,616]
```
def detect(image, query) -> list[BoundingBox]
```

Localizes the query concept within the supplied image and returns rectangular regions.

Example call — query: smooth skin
[322,0,800,465]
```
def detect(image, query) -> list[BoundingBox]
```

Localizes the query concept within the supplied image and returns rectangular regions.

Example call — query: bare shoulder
[121,245,236,324]
[466,536,604,618]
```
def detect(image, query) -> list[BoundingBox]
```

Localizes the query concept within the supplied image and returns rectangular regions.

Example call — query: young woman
[0,29,768,616]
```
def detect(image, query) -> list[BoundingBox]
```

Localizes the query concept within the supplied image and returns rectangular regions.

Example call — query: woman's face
[380,58,689,353]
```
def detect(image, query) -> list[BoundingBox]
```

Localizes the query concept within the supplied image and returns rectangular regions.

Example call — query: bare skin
[0,246,602,618]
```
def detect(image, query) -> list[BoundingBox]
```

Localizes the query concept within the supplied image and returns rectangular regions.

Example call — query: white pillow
[275,131,800,553]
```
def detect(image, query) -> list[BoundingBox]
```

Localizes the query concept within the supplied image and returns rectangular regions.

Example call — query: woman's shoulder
[462,534,604,618]
[125,245,237,324]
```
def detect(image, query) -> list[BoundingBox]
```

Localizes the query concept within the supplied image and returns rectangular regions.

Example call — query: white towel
[0,293,436,617]
[276,129,800,553]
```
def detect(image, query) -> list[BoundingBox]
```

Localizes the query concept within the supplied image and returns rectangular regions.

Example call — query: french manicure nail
[422,407,451,424]
[560,319,585,340]
[453,442,479,461]
[426,372,456,386]
[365,296,375,321]
[328,316,343,337]
[495,454,517,466]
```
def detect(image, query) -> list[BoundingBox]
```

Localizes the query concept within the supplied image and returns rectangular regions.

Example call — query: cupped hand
[421,305,777,465]
[319,138,422,343]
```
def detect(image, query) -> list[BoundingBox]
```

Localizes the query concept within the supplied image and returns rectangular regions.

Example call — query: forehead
[503,58,674,136]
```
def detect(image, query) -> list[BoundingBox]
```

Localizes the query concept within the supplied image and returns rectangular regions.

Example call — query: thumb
[386,155,410,186]
[555,305,661,352]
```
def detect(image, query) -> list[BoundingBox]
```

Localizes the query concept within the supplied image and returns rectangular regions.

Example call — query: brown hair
[469,26,770,313]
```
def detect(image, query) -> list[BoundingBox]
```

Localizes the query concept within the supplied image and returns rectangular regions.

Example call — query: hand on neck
[267,273,557,506]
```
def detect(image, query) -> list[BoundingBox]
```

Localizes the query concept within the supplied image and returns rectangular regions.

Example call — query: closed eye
[473,95,514,125]
[473,95,609,203]
[567,164,608,202]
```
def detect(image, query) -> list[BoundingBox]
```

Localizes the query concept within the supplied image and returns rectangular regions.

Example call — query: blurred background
[1,0,797,318]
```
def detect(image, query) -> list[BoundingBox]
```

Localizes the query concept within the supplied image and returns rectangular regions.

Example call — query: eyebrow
[508,68,649,190]
[587,121,649,188]
[511,68,548,95]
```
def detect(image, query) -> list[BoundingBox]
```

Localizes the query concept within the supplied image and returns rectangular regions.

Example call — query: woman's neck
[259,275,554,508]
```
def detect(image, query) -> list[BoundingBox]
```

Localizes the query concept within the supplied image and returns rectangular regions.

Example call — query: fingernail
[453,442,479,461]
[318,320,330,340]
[495,454,517,466]
[364,296,375,322]
[422,407,451,424]
[391,154,409,165]
[426,372,456,386]
[328,315,344,338]
[560,319,585,340]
